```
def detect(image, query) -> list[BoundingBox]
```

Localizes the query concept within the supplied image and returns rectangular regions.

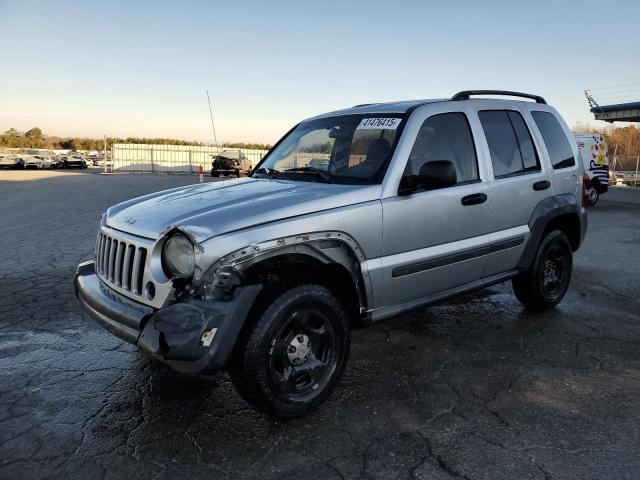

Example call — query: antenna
[206,90,218,146]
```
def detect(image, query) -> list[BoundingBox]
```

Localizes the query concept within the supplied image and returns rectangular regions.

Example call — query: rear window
[479,110,540,178]
[531,111,575,169]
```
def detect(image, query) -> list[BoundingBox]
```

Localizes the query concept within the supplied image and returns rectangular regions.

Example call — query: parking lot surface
[1,169,639,480]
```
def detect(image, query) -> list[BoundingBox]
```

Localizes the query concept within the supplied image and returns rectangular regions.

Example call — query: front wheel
[230,284,350,418]
[512,230,573,311]
[587,185,599,206]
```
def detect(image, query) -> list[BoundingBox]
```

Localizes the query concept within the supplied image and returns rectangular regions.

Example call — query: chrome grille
[95,231,148,296]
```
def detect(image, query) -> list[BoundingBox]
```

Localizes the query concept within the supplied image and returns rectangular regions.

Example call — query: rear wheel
[512,230,573,311]
[587,185,599,206]
[230,284,350,418]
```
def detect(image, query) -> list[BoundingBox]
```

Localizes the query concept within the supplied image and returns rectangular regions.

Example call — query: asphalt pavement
[1,169,639,480]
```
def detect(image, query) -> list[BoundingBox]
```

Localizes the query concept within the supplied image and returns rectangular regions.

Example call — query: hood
[106,177,381,243]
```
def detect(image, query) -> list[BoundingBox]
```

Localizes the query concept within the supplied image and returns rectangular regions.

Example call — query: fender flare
[196,231,373,312]
[516,194,584,270]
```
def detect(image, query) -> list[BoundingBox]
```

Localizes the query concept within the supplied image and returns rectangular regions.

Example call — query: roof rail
[451,90,546,104]
[352,103,377,108]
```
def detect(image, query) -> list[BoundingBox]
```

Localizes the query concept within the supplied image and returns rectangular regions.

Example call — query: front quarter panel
[194,197,384,306]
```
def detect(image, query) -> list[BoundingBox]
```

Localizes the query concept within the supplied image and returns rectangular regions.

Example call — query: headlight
[162,234,195,279]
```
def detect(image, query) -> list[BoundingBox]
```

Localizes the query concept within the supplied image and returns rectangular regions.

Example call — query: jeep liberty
[75,90,588,417]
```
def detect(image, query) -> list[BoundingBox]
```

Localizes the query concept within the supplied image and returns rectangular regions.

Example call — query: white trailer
[574,134,609,205]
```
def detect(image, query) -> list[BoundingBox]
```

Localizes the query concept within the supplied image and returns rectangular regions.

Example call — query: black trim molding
[392,236,525,278]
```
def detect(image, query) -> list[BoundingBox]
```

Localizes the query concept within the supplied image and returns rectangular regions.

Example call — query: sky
[0,0,639,144]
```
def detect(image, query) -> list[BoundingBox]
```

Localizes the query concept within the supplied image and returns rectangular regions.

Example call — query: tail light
[582,173,590,206]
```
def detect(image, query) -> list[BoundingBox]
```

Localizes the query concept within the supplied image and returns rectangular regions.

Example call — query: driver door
[380,110,494,307]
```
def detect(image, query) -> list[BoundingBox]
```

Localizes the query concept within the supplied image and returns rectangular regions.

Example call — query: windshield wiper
[284,166,334,183]
[253,167,279,179]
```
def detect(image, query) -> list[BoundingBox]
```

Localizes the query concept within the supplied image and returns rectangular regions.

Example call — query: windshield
[253,114,406,184]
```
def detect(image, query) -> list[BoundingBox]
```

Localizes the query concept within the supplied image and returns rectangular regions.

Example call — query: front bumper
[74,261,261,374]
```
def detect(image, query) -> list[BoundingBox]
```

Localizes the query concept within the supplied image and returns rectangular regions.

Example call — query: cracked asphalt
[1,169,639,480]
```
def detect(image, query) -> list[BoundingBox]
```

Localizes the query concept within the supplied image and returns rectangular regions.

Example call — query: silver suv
[75,90,588,417]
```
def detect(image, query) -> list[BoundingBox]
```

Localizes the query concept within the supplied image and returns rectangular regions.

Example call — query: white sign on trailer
[574,133,609,184]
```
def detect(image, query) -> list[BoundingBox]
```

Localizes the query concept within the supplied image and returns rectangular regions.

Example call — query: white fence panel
[112,143,268,174]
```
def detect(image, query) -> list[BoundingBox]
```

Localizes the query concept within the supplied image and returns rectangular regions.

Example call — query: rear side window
[531,111,576,169]
[406,112,479,184]
[479,110,540,178]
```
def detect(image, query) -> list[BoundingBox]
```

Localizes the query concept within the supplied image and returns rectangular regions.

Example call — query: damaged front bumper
[74,260,261,374]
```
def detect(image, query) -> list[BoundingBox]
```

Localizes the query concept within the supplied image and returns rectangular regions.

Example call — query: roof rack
[451,90,546,104]
[352,103,377,108]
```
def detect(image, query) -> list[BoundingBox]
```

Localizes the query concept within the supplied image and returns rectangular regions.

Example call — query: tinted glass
[479,110,540,177]
[507,111,539,171]
[406,113,478,183]
[479,111,522,177]
[532,111,575,169]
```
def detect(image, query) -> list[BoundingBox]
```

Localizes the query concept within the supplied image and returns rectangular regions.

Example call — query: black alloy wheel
[268,308,339,400]
[512,230,573,311]
[230,284,350,417]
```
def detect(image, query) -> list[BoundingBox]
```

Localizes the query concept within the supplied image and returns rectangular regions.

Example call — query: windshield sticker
[356,118,402,130]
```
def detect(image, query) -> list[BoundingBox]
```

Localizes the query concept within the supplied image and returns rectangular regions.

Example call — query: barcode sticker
[356,118,402,130]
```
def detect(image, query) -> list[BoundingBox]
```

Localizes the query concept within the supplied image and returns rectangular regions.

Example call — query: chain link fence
[611,155,640,187]
[110,144,268,174]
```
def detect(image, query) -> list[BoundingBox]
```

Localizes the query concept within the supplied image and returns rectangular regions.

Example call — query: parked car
[60,155,88,169]
[0,155,25,169]
[75,90,588,417]
[35,155,59,169]
[47,156,62,169]
[88,154,109,166]
[574,134,609,206]
[210,151,243,177]
[97,158,113,168]
[24,155,57,169]
[308,158,330,170]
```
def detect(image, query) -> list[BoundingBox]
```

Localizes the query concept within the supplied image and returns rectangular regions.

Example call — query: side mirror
[399,160,457,195]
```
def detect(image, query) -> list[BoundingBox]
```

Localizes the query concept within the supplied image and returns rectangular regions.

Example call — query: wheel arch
[197,232,372,328]
[517,194,584,270]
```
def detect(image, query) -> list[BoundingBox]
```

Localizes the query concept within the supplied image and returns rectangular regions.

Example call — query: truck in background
[574,133,609,206]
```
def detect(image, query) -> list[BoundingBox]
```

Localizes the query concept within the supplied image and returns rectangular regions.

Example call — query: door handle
[461,193,487,206]
[533,180,551,191]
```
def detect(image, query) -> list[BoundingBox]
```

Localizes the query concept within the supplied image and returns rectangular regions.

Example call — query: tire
[512,230,573,311]
[587,185,599,206]
[230,284,350,418]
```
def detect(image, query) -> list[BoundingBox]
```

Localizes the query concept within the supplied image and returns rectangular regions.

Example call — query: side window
[531,111,576,169]
[406,112,478,184]
[479,110,541,178]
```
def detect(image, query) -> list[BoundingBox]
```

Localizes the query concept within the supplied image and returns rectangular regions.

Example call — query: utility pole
[207,91,218,147]
[104,135,107,174]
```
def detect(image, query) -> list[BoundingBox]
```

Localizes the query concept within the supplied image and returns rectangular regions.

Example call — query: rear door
[474,106,553,276]
[380,106,493,307]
